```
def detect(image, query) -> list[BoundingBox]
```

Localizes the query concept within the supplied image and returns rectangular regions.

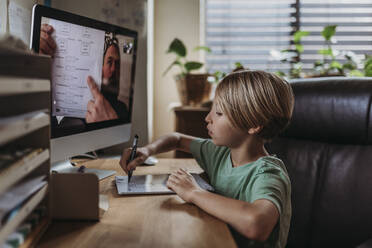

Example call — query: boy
[120,70,294,247]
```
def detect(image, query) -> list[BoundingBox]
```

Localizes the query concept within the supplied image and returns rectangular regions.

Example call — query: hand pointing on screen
[86,76,118,123]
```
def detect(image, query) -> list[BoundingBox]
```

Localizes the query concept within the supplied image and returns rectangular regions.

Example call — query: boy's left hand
[166,168,202,203]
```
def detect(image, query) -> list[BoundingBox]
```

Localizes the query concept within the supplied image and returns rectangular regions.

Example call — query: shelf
[0,184,48,245]
[0,48,51,248]
[0,76,50,96]
[0,149,49,196]
[0,111,49,146]
[18,217,49,248]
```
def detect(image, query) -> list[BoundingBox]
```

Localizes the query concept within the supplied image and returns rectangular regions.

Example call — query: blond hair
[214,70,294,141]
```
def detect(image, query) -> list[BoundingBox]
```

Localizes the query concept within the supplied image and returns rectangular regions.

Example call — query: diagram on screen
[80,41,92,56]
[43,18,106,119]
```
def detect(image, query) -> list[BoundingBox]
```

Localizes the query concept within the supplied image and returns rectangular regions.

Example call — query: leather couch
[266,77,372,248]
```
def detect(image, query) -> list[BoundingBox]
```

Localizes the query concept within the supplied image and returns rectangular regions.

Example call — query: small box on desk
[50,173,99,221]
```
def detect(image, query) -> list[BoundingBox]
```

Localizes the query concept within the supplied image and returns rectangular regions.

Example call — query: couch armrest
[356,238,372,248]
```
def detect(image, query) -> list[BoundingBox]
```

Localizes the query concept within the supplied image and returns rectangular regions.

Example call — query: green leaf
[295,44,304,53]
[208,71,227,83]
[342,63,356,70]
[185,61,203,73]
[167,38,187,57]
[366,63,372,70]
[194,46,212,53]
[162,60,183,76]
[314,60,324,66]
[365,58,372,69]
[365,63,372,77]
[349,70,364,77]
[293,62,303,70]
[330,61,342,69]
[214,71,222,78]
[275,71,286,77]
[365,71,372,77]
[234,62,243,69]
[293,31,309,43]
[318,49,333,56]
[321,25,337,41]
[214,71,226,79]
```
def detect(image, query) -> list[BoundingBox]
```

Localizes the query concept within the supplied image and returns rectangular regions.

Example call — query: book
[0,148,48,197]
[0,148,36,170]
[0,175,47,226]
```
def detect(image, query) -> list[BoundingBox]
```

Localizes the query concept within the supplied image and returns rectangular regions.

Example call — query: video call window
[40,17,135,138]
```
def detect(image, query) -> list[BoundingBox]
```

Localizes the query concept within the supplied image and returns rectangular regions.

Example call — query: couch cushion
[268,138,372,248]
[267,137,328,248]
[310,144,372,248]
[285,77,372,145]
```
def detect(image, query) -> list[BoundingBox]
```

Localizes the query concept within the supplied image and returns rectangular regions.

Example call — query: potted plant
[311,25,368,77]
[311,25,343,77]
[271,30,309,79]
[163,38,211,106]
[272,25,369,79]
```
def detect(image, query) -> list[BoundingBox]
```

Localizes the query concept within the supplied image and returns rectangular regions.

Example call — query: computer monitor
[30,5,137,166]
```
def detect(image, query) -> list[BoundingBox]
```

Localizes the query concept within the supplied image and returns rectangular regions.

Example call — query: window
[204,0,372,74]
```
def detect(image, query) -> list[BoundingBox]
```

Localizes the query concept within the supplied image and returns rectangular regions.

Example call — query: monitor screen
[31,5,138,163]
[44,16,136,138]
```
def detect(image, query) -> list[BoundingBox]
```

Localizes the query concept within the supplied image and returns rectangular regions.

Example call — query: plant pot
[175,74,211,106]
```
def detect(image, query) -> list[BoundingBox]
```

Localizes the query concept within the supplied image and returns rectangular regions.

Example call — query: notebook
[115,173,214,195]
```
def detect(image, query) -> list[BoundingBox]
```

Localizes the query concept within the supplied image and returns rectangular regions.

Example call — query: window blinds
[205,0,372,74]
[299,0,372,72]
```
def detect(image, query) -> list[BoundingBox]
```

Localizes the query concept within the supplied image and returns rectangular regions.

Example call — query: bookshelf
[0,50,51,247]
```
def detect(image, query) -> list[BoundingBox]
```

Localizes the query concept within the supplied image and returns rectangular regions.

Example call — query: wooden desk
[39,158,237,248]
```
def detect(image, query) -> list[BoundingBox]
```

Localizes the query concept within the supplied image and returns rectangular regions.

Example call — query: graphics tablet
[115,173,214,195]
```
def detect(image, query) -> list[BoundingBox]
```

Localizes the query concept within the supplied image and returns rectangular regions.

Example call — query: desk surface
[39,158,237,248]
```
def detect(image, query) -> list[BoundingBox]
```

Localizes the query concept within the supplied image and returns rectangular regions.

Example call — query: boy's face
[205,101,249,147]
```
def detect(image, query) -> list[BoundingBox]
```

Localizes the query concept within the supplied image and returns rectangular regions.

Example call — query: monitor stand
[51,157,116,181]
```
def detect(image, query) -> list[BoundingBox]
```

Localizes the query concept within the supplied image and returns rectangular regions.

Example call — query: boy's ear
[248,126,262,135]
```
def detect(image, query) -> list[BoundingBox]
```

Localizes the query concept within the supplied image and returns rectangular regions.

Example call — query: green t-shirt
[190,138,291,248]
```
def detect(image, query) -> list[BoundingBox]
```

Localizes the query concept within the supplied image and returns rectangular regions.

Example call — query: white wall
[153,0,200,157]
[52,0,149,151]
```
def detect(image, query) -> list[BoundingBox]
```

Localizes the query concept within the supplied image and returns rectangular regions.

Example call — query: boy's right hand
[39,24,56,56]
[119,147,151,174]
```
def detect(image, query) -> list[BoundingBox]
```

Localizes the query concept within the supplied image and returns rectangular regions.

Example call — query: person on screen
[86,36,129,123]
[39,24,128,123]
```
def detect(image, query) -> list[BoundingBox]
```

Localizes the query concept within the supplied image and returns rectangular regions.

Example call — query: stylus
[127,134,138,183]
